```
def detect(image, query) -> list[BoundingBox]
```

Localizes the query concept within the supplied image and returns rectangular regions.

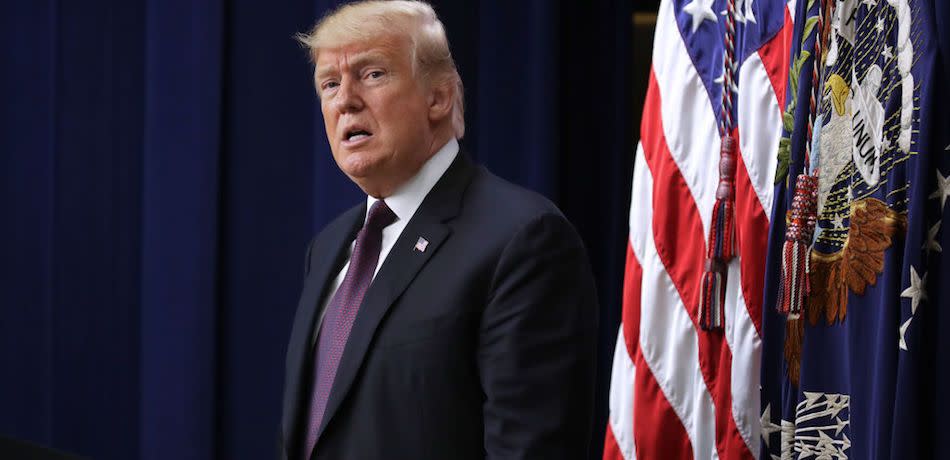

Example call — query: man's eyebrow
[346,51,390,69]
[315,67,336,80]
[315,50,392,81]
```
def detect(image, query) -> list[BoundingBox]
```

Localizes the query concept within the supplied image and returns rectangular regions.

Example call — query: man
[280,2,598,458]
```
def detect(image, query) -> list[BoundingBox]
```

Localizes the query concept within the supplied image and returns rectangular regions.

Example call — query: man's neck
[366,137,459,222]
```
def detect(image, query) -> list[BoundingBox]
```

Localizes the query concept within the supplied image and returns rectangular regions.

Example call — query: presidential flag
[603,0,795,458]
[760,0,950,458]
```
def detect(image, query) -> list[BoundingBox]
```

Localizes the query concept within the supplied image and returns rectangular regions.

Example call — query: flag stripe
[758,10,795,112]
[724,51,776,455]
[622,243,642,359]
[736,51,781,235]
[726,8,795,453]
[721,256,761,456]
[603,422,626,460]
[652,0,721,238]
[642,68,754,458]
[632,350,696,460]
[606,243,643,460]
[607,327,636,460]
[629,142,707,459]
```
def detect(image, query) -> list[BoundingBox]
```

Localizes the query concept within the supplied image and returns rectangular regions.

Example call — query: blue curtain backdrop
[0,1,634,459]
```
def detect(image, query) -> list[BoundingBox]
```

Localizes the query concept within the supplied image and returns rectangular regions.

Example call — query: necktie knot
[365,200,397,231]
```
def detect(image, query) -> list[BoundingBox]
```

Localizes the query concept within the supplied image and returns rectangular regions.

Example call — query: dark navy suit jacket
[280,153,598,459]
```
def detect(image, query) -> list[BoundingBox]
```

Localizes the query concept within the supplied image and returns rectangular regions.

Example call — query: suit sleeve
[479,212,599,459]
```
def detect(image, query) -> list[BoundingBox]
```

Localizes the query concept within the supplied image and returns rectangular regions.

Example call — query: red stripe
[602,423,625,460]
[735,142,768,336]
[601,243,644,460]
[622,242,642,359]
[758,9,795,110]
[633,348,693,459]
[640,68,754,459]
[624,229,693,459]
[737,8,794,337]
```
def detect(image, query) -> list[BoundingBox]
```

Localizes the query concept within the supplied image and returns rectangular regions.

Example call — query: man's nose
[332,79,363,113]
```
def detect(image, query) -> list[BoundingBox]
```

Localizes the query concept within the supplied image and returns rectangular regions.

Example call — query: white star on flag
[831,213,846,229]
[924,221,942,253]
[734,0,757,24]
[900,265,927,314]
[760,403,781,447]
[929,170,950,209]
[683,0,717,33]
[882,44,894,61]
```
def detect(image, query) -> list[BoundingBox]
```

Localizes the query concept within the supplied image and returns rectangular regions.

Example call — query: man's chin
[339,162,386,196]
[336,152,381,178]
[341,165,378,182]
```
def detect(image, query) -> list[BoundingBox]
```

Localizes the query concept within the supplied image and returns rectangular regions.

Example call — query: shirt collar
[366,138,459,224]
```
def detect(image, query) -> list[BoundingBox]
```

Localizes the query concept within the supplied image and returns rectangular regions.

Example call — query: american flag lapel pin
[414,237,429,253]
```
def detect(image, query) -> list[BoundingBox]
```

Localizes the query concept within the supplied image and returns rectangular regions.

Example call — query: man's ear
[428,80,453,122]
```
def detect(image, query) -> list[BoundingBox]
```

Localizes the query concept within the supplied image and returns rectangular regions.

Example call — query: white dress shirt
[312,138,460,344]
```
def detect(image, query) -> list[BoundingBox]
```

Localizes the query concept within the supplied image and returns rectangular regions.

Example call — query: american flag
[603,0,795,458]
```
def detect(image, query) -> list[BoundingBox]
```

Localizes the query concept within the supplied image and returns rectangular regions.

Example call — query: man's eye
[367,70,384,79]
[322,81,339,91]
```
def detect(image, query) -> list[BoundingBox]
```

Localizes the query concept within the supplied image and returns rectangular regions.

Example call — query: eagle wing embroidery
[785,198,905,385]
[808,197,906,325]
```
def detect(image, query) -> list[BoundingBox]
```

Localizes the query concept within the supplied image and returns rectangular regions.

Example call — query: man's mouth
[344,129,372,142]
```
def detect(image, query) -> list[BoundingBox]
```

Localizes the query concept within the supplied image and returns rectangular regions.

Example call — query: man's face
[315,34,435,197]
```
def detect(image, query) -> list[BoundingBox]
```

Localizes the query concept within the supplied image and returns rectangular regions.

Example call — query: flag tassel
[783,317,805,385]
[700,259,727,330]
[699,134,738,331]
[777,174,818,318]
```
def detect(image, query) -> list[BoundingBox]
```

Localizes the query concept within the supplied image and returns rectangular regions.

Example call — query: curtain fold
[140,0,223,459]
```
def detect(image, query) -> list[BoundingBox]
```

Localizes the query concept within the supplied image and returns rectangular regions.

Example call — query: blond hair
[298,0,465,139]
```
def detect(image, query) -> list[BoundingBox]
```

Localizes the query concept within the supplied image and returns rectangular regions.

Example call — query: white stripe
[729,46,781,458]
[737,51,781,222]
[630,142,719,459]
[652,0,722,237]
[608,327,637,460]
[722,261,763,457]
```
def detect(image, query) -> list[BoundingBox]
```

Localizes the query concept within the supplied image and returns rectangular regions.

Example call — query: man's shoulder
[464,165,564,224]
[449,164,584,254]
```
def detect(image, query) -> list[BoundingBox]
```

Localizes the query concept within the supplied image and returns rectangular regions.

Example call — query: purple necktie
[303,200,397,458]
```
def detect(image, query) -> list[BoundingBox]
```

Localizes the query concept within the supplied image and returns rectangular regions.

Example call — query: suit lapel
[282,204,364,450]
[315,153,476,444]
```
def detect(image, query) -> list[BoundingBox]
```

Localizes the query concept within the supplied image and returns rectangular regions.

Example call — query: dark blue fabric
[0,1,632,459]
[1,1,145,459]
[760,0,950,458]
[139,0,223,458]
